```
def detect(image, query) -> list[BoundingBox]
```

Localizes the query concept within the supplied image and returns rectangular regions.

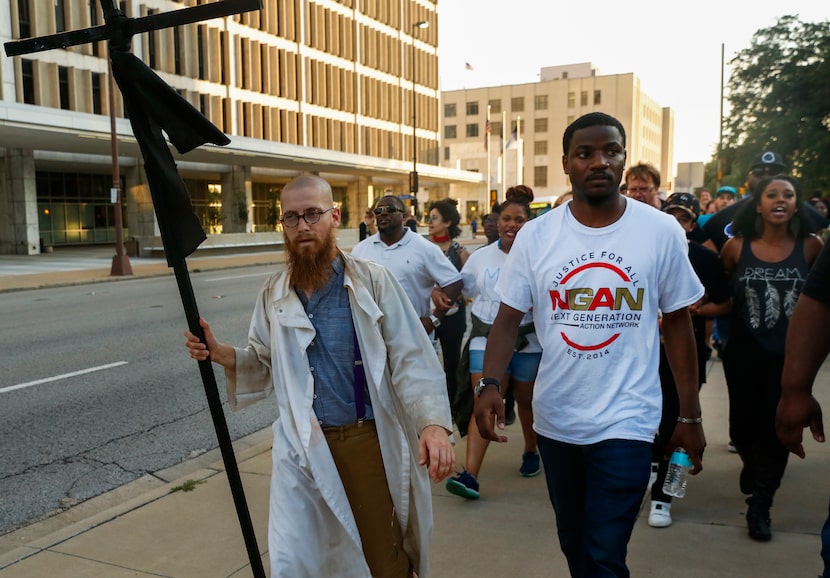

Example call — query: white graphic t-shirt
[497,199,704,445]
[461,242,540,353]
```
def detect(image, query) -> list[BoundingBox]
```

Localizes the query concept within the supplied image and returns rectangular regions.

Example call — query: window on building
[567,92,575,108]
[444,146,450,161]
[240,40,248,88]
[219,32,226,85]
[567,115,575,125]
[511,97,524,112]
[147,9,157,68]
[444,125,457,138]
[197,26,206,80]
[89,0,100,55]
[18,0,31,38]
[534,140,547,155]
[534,95,548,110]
[174,27,183,75]
[58,66,70,110]
[444,103,456,117]
[91,72,102,114]
[562,71,569,79]
[488,99,501,114]
[54,0,66,33]
[594,90,602,105]
[466,101,479,115]
[580,91,588,106]
[534,165,548,188]
[21,58,35,104]
[534,118,548,133]
[490,121,502,136]
[466,123,479,138]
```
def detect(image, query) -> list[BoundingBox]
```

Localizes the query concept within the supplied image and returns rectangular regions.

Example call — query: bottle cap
[669,450,693,468]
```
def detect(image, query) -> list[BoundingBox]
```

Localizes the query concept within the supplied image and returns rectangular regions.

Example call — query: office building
[440,62,674,214]
[0,0,483,255]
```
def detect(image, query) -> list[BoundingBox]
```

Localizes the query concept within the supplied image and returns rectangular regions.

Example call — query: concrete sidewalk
[2,240,830,577]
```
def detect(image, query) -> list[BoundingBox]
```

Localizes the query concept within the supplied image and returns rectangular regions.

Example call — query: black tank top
[731,237,809,354]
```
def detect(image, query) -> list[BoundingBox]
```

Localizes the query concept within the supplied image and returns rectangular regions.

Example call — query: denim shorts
[468,350,542,382]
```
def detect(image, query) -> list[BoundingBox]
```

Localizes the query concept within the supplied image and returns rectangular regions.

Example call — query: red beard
[284,227,339,293]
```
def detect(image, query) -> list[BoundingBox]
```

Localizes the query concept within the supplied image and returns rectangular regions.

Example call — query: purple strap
[353,330,366,421]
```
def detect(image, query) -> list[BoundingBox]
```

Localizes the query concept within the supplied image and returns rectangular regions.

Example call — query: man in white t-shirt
[351,195,463,334]
[475,112,707,577]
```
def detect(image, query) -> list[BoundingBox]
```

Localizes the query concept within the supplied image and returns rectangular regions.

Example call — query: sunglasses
[373,206,403,215]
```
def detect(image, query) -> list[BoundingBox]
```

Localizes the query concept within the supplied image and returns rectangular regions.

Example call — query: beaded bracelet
[677,416,703,424]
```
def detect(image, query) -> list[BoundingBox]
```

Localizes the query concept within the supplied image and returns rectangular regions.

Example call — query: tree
[719,15,830,195]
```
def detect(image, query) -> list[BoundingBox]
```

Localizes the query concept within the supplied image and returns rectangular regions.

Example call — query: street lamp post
[108,52,132,276]
[410,20,429,219]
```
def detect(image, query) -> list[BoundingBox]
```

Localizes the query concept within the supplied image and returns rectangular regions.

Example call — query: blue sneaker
[520,451,541,477]
[445,470,480,500]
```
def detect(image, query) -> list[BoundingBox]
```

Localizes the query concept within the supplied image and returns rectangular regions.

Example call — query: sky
[436,1,828,165]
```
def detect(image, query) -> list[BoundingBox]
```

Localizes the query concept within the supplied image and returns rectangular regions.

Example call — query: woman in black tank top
[720,175,823,542]
[428,199,470,407]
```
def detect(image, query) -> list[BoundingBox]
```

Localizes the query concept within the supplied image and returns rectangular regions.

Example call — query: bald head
[283,175,333,205]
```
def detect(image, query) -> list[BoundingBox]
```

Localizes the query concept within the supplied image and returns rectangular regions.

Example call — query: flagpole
[486,104,491,211]
[500,110,506,202]
[174,261,266,578]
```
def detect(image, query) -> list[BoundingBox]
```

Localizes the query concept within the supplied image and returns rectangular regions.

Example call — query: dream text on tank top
[732,237,809,353]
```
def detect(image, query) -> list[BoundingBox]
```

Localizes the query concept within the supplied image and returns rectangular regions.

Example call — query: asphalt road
[0,264,282,535]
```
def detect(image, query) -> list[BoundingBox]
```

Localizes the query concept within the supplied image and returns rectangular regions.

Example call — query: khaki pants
[323,420,413,578]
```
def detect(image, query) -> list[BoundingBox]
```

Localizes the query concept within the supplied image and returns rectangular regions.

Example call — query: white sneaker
[648,501,672,528]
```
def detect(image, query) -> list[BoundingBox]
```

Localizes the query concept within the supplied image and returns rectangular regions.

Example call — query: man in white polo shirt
[352,195,463,334]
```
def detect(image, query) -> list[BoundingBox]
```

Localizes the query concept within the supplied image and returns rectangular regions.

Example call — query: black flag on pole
[110,50,227,265]
[5,2,267,574]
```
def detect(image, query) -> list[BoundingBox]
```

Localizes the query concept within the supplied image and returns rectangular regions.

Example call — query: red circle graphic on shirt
[557,262,632,351]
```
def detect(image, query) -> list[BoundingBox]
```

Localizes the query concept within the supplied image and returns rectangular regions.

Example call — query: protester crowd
[185,113,830,577]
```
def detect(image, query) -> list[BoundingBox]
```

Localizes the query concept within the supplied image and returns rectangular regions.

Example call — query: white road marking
[1,361,129,394]
[205,272,270,282]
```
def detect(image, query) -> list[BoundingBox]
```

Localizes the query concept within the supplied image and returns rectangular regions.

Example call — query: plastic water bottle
[662,448,693,498]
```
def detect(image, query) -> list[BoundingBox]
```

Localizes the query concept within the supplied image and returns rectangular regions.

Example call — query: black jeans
[722,327,789,505]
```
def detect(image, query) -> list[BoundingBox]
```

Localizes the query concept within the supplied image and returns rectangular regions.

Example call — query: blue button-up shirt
[296,257,373,426]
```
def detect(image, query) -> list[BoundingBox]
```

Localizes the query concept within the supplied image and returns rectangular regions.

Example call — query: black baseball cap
[751,151,787,171]
[663,193,700,220]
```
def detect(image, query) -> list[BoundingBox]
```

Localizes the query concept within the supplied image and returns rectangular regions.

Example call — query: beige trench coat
[226,252,452,577]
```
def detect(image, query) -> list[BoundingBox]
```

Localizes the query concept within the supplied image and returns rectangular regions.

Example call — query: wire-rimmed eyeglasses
[280,207,334,228]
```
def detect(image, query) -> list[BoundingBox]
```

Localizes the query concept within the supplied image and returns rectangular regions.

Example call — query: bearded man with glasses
[352,195,463,336]
[184,175,454,577]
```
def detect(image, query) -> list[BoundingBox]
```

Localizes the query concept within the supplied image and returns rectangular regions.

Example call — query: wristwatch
[428,314,441,329]
[475,377,501,397]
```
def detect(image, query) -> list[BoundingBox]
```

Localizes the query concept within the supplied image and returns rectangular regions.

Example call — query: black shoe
[747,503,772,542]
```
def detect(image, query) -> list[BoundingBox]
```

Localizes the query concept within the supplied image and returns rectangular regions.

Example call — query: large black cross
[5,3,266,577]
